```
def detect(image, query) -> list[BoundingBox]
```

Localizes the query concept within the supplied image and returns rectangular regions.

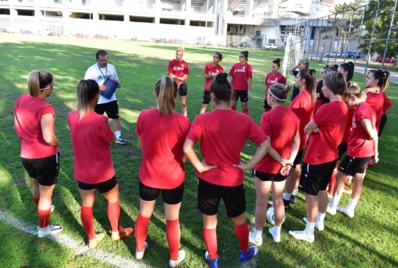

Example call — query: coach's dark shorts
[179,84,188,96]
[198,178,246,218]
[95,100,119,119]
[21,153,60,186]
[233,90,249,102]
[339,155,372,176]
[299,160,337,196]
[78,177,118,193]
[252,169,287,182]
[202,91,211,104]
[293,149,304,168]
[139,181,184,205]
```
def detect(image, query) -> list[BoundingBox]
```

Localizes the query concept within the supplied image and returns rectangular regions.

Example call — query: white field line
[0,211,154,268]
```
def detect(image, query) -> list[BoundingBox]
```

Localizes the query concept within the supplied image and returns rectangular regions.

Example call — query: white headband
[269,89,286,102]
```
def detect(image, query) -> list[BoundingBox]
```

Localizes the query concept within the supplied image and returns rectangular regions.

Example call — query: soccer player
[338,61,355,83]
[289,72,348,243]
[264,58,286,112]
[289,58,309,100]
[14,70,63,238]
[283,69,316,206]
[327,83,378,218]
[229,51,253,114]
[68,80,133,249]
[168,47,189,116]
[134,76,189,267]
[314,65,330,113]
[249,83,300,245]
[184,73,286,268]
[200,52,224,114]
[84,50,127,144]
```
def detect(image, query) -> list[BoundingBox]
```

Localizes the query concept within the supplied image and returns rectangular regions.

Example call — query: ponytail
[76,79,99,119]
[299,69,317,103]
[27,70,53,97]
[156,75,177,116]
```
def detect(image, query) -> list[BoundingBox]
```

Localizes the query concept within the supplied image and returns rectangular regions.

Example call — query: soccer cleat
[239,246,258,262]
[337,206,354,218]
[205,251,219,268]
[289,194,297,204]
[115,136,128,145]
[269,227,281,242]
[303,217,324,231]
[37,224,63,238]
[88,233,105,249]
[289,230,314,243]
[111,226,133,241]
[283,199,291,209]
[135,241,148,260]
[249,231,263,246]
[169,249,186,267]
[327,205,337,216]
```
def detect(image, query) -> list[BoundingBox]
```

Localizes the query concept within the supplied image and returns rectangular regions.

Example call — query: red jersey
[68,110,115,184]
[186,109,267,187]
[168,59,189,85]
[229,62,253,90]
[204,63,224,91]
[366,92,384,131]
[382,92,392,115]
[14,94,59,159]
[289,91,315,150]
[304,101,348,164]
[347,102,376,157]
[254,106,299,174]
[136,108,190,189]
[264,72,286,97]
[342,108,355,142]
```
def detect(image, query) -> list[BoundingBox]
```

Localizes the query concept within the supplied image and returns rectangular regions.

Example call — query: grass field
[0,33,397,268]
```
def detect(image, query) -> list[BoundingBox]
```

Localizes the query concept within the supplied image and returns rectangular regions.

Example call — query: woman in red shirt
[250,83,300,245]
[327,83,378,218]
[264,58,286,112]
[289,72,348,243]
[229,51,253,114]
[283,69,317,206]
[184,73,285,267]
[200,52,224,114]
[363,69,390,134]
[68,80,133,249]
[135,76,189,267]
[14,70,62,238]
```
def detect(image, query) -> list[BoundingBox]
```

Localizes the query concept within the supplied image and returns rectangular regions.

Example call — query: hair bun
[216,73,228,83]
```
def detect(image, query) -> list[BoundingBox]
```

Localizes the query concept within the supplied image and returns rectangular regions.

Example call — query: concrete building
[0,0,343,47]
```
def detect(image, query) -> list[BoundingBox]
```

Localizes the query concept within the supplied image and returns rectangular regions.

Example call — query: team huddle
[14,47,391,268]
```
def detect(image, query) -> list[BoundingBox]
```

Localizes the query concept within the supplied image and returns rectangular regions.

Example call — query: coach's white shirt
[84,63,119,104]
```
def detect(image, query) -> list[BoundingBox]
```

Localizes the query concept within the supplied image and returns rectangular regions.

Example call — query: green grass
[0,33,397,268]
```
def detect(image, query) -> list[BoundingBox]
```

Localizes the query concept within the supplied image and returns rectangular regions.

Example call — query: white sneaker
[303,217,324,231]
[169,249,185,267]
[289,230,314,243]
[115,136,127,145]
[327,205,336,216]
[135,241,148,260]
[268,227,281,242]
[249,231,263,246]
[37,224,63,238]
[337,206,354,218]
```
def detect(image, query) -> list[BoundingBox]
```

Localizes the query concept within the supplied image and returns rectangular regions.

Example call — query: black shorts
[232,90,248,102]
[179,84,188,96]
[202,91,211,104]
[339,155,372,176]
[264,99,271,109]
[293,149,304,167]
[139,181,184,205]
[94,100,119,119]
[291,86,300,101]
[21,153,60,186]
[197,178,246,218]
[252,169,286,182]
[299,160,337,196]
[338,142,348,159]
[78,177,118,193]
